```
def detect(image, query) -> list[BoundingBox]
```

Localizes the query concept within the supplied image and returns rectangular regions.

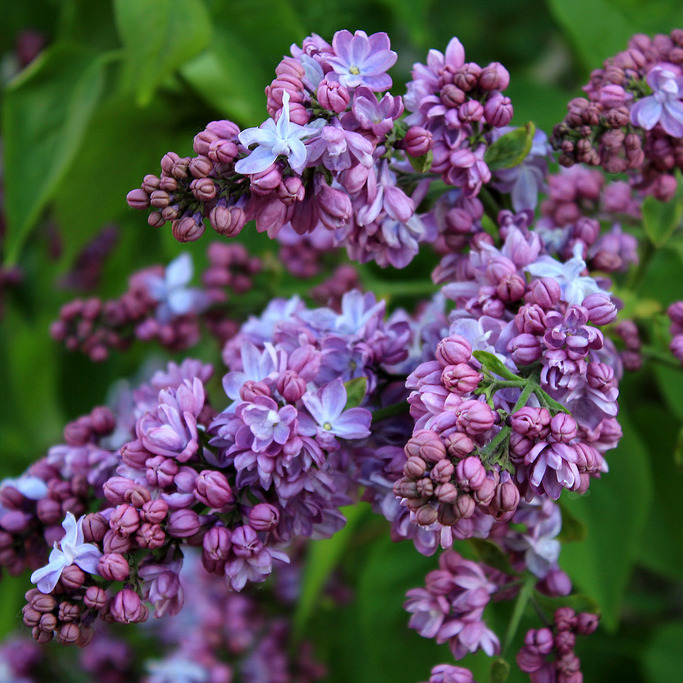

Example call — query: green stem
[479,186,502,225]
[511,381,536,413]
[502,573,536,655]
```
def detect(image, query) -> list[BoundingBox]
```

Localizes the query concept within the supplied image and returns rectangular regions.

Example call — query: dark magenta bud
[167,509,201,538]
[110,588,146,624]
[194,470,233,509]
[97,553,130,582]
[248,503,280,532]
[126,188,150,210]
[109,504,140,537]
[403,126,433,157]
[435,335,472,366]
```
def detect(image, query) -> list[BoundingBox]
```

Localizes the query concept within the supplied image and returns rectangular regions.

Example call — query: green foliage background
[1,1,683,680]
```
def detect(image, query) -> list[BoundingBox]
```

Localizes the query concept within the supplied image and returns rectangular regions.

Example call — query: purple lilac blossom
[630,65,683,136]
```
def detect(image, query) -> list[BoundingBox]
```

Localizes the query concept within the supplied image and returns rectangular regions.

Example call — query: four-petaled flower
[630,65,683,137]
[236,92,320,175]
[30,512,102,594]
[145,253,208,323]
[525,243,607,306]
[327,30,397,91]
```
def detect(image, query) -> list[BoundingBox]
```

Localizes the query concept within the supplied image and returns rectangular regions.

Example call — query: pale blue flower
[30,512,102,593]
[525,243,607,306]
[0,474,48,500]
[145,253,208,323]
[235,92,319,175]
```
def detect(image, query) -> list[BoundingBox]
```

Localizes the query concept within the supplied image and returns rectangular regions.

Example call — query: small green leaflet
[409,150,433,173]
[344,376,368,409]
[472,350,521,381]
[484,122,536,171]
[642,188,683,248]
[489,657,510,683]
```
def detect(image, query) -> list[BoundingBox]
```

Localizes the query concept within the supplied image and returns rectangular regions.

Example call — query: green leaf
[546,0,635,71]
[344,376,368,409]
[2,45,116,266]
[558,500,588,543]
[643,621,683,683]
[292,504,367,641]
[484,123,535,171]
[559,410,652,630]
[473,350,522,381]
[114,0,211,106]
[642,191,683,248]
[409,150,433,173]
[534,387,570,414]
[490,657,510,683]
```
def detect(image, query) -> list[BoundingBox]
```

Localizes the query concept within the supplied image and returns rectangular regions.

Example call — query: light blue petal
[287,138,308,174]
[165,253,193,288]
[235,147,278,175]
[31,555,67,594]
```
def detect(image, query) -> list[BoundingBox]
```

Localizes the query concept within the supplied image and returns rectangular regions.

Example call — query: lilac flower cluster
[404,37,513,196]
[517,607,599,683]
[19,288,422,643]
[405,550,501,661]
[51,244,261,360]
[551,29,683,200]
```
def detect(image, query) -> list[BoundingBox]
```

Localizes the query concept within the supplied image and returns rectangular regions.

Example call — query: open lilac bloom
[327,30,397,91]
[145,254,208,323]
[525,243,607,306]
[630,65,683,137]
[302,378,371,439]
[236,92,320,175]
[30,512,102,593]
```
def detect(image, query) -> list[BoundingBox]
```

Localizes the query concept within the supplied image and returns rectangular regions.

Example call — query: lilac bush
[2,22,683,683]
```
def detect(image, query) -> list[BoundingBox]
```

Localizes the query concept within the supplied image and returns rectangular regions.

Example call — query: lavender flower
[630,65,683,137]
[30,512,102,593]
[327,30,397,91]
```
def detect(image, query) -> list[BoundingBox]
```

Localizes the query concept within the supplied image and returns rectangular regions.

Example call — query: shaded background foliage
[1,0,682,680]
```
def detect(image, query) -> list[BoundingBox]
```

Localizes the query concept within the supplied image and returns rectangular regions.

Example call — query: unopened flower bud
[110,588,146,624]
[60,564,85,590]
[194,470,233,509]
[126,188,150,210]
[430,458,455,484]
[455,457,486,491]
[203,526,232,561]
[415,505,438,526]
[84,585,108,610]
[317,79,350,113]
[480,62,510,91]
[140,499,169,524]
[172,215,205,243]
[109,504,140,537]
[403,126,433,157]
[484,93,513,127]
[248,503,280,532]
[97,553,130,582]
[436,336,472,366]
[456,399,496,435]
[167,509,201,538]
[509,333,542,365]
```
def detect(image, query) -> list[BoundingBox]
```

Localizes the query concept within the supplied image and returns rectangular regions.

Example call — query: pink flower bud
[554,607,577,632]
[103,529,131,555]
[416,505,438,526]
[58,623,80,645]
[458,100,484,123]
[248,503,280,532]
[453,493,476,519]
[121,440,151,469]
[526,278,561,309]
[435,335,472,366]
[136,522,165,549]
[146,456,178,489]
[317,79,350,113]
[456,399,496,435]
[203,526,232,561]
[453,63,481,91]
[97,553,130,582]
[480,62,510,91]
[209,203,247,237]
[455,457,486,491]
[126,188,150,210]
[194,470,234,509]
[189,155,213,178]
[278,176,305,205]
[109,504,140,537]
[317,182,352,230]
[250,164,282,195]
[440,363,482,394]
[36,498,63,525]
[550,413,577,443]
[576,612,599,635]
[404,456,427,480]
[511,407,551,438]
[484,93,513,127]
[430,459,455,484]
[110,588,146,624]
[509,333,542,364]
[443,431,475,458]
[60,564,86,590]
[497,273,526,302]
[405,430,446,463]
[276,370,306,402]
[150,190,171,208]
[403,126,433,157]
[172,215,205,243]
[167,509,201,538]
[84,585,108,610]
[140,499,169,525]
[582,293,617,325]
[190,178,216,202]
